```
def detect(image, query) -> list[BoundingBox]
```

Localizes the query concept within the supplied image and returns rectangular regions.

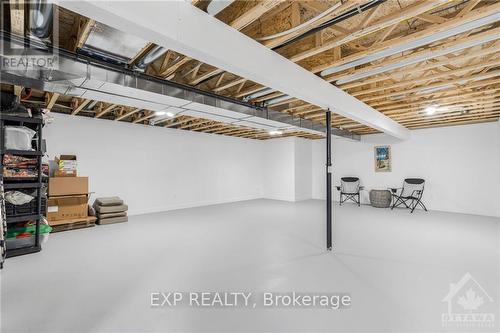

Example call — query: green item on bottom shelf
[6,224,52,239]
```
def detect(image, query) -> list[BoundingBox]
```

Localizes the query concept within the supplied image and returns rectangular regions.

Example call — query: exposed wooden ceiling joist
[310,2,500,74]
[71,98,91,115]
[25,0,500,134]
[60,0,409,139]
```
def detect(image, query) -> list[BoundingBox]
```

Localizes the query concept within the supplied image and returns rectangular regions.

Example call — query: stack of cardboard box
[54,155,77,177]
[47,155,96,232]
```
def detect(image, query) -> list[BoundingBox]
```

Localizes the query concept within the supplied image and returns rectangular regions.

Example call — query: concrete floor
[1,199,499,332]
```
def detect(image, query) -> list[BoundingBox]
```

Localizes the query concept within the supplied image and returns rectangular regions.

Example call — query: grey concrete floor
[1,199,499,333]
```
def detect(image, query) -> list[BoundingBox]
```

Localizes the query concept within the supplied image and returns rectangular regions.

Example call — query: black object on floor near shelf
[0,113,45,258]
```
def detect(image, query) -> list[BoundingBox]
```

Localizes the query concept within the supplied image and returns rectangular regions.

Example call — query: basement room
[1,0,499,332]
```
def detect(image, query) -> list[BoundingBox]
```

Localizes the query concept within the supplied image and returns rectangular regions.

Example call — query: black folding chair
[390,178,428,213]
[336,177,363,206]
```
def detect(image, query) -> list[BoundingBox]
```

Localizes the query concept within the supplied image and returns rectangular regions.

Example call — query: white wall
[295,139,312,201]
[44,114,264,215]
[262,137,312,201]
[262,137,295,201]
[312,122,500,217]
[44,114,499,217]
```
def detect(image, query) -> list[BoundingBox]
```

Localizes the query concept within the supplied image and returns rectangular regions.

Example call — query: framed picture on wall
[374,146,391,172]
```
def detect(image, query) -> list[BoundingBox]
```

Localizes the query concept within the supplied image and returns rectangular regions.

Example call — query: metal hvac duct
[30,0,53,39]
[134,45,168,72]
[0,32,359,140]
[243,87,275,101]
[133,1,238,72]
[79,22,151,65]
[207,1,235,16]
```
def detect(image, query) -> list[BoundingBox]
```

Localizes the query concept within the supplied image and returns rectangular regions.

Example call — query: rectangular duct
[0,33,359,140]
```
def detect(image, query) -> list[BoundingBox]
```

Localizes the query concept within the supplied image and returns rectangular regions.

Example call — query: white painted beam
[57,0,410,140]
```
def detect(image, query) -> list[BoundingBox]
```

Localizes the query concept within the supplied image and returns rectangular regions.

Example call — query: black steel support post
[326,109,332,251]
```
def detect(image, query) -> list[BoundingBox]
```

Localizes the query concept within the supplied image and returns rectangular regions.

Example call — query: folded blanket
[97,212,127,219]
[94,197,124,206]
[94,204,128,213]
[97,216,128,225]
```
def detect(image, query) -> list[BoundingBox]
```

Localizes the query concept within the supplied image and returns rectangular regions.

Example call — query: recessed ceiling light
[165,112,175,117]
[269,130,283,136]
[425,106,438,115]
[155,111,167,116]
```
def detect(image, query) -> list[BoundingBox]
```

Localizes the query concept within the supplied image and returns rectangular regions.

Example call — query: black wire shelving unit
[0,114,44,258]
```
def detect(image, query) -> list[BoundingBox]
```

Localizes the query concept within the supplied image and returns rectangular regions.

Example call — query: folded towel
[94,204,128,213]
[97,212,127,219]
[97,216,128,225]
[94,197,124,206]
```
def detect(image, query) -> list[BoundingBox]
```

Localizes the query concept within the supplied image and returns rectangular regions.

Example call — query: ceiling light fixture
[165,111,175,117]
[269,130,283,136]
[155,111,167,116]
[425,105,438,115]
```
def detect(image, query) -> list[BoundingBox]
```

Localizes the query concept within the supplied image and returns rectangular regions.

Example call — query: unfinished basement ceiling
[3,0,500,137]
[1,84,323,140]
[81,22,149,63]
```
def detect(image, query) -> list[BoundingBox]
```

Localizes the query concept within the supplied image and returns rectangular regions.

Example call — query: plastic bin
[6,235,34,250]
[5,192,47,217]
[4,126,36,150]
[6,224,52,239]
[6,225,52,250]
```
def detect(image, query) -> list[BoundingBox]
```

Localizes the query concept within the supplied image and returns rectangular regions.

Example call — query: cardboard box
[49,177,88,196]
[54,170,77,177]
[47,195,88,222]
[55,155,77,177]
[57,155,77,170]
[49,216,97,227]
